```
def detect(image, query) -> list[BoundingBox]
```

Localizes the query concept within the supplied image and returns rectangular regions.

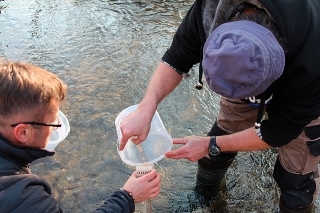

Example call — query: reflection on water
[1,0,319,212]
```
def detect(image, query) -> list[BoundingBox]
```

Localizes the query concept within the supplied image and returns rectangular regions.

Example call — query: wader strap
[255,91,266,128]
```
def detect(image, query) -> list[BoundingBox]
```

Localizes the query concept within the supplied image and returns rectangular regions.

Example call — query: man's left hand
[165,136,210,162]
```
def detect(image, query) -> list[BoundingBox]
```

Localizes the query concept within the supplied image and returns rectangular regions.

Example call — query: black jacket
[162,0,320,147]
[0,135,134,213]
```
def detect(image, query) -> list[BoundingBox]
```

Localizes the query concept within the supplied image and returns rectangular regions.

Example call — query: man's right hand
[119,62,183,151]
[122,169,161,203]
[118,106,154,151]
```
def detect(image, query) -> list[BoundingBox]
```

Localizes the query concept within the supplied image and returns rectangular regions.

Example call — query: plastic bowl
[45,110,70,151]
[115,104,173,166]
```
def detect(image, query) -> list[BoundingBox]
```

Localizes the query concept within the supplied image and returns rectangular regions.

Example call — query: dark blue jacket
[0,135,134,213]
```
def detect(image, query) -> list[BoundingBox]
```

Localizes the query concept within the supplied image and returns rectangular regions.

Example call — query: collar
[0,134,55,167]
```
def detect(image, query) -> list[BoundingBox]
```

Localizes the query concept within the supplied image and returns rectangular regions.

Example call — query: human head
[0,59,67,148]
[202,17,285,99]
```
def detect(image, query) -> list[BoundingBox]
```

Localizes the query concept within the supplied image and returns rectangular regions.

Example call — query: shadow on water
[0,0,319,212]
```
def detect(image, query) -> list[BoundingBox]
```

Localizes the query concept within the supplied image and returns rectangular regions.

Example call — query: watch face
[210,146,219,155]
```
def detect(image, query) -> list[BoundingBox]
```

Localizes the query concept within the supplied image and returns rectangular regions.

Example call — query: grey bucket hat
[202,20,285,98]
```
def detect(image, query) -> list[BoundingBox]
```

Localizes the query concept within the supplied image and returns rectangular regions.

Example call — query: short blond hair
[0,59,67,117]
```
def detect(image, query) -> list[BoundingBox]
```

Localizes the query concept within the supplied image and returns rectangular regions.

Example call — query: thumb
[127,171,138,181]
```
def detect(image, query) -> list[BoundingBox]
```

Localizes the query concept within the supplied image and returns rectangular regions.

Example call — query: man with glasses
[0,60,161,213]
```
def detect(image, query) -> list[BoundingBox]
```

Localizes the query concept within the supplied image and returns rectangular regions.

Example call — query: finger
[172,138,188,145]
[150,173,161,185]
[126,171,137,182]
[167,147,187,156]
[131,171,137,178]
[141,170,156,181]
[165,148,187,159]
[150,193,159,199]
[119,135,129,151]
[130,135,144,145]
[165,153,186,159]
[145,171,161,186]
[184,135,197,139]
[148,185,160,195]
[120,135,142,150]
[149,187,161,198]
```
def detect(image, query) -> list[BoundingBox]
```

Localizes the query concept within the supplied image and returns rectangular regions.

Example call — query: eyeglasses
[11,117,62,130]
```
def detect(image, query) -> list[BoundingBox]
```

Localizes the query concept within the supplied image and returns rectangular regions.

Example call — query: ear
[13,124,32,143]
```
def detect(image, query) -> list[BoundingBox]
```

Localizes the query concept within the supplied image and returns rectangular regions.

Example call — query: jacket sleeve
[2,174,133,213]
[93,190,135,213]
[260,65,320,147]
[161,1,202,73]
[0,174,67,213]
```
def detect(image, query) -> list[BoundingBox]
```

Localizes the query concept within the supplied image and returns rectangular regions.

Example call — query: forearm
[166,127,271,162]
[217,127,271,152]
[138,62,182,115]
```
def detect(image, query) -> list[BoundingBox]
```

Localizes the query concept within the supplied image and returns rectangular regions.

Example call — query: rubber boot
[279,197,314,213]
[194,121,235,200]
[195,157,234,200]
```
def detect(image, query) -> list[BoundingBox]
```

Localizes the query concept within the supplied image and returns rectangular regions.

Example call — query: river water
[0,0,319,212]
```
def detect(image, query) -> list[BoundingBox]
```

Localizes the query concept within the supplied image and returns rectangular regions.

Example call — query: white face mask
[44,110,70,151]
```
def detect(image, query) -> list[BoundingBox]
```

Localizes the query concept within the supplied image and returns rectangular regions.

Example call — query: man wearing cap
[0,60,161,213]
[118,0,320,212]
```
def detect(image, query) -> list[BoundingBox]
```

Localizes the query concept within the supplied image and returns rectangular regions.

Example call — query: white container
[45,110,70,151]
[115,104,173,166]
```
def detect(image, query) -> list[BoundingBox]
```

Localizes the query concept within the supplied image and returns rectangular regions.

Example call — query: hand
[165,136,210,162]
[118,62,182,151]
[122,169,161,203]
[119,107,153,151]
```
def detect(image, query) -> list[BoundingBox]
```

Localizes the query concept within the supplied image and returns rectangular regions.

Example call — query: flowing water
[0,0,319,212]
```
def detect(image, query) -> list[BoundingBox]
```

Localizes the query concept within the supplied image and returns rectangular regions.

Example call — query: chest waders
[195,121,237,200]
[196,121,316,213]
[275,157,315,213]
[195,93,266,201]
[279,197,314,213]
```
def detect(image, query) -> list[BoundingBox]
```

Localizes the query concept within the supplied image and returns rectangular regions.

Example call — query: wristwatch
[208,136,221,156]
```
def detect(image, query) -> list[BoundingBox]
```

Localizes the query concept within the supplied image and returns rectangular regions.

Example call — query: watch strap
[209,136,220,156]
